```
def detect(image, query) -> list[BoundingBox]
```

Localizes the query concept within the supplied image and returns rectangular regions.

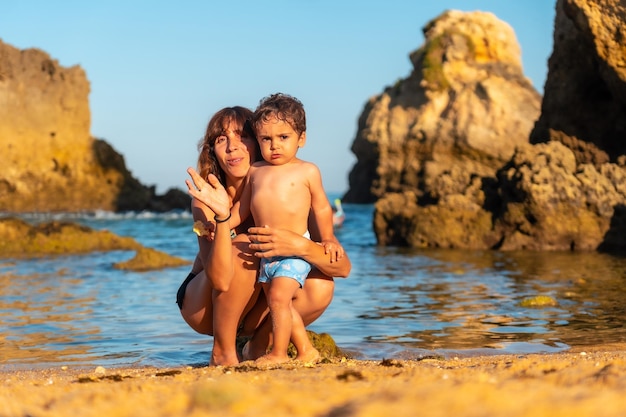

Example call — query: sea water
[2,199,626,370]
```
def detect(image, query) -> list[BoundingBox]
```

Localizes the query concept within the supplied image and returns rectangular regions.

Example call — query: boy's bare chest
[250,166,310,203]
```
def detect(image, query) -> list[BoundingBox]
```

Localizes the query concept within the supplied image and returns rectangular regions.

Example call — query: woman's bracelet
[214,212,232,224]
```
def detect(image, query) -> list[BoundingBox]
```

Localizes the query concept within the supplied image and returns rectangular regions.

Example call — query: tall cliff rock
[500,0,626,252]
[530,0,626,165]
[0,40,188,212]
[347,3,626,252]
[343,10,541,204]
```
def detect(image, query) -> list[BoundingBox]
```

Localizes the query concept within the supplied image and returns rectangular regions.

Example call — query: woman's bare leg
[180,238,260,366]
[292,273,335,325]
[179,270,214,334]
[241,311,271,361]
[210,239,259,365]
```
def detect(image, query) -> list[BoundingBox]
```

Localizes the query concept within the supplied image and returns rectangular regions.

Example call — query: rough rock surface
[343,10,541,204]
[348,3,626,252]
[494,141,626,251]
[0,217,190,270]
[0,39,189,213]
[530,0,626,165]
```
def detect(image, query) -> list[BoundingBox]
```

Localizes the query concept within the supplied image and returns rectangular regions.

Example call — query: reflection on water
[324,247,626,359]
[1,207,626,369]
[0,251,195,370]
[0,270,98,365]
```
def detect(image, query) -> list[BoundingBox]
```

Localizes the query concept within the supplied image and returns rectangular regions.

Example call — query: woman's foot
[210,350,240,367]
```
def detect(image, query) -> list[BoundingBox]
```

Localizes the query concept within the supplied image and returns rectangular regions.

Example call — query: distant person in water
[226,93,346,365]
[332,199,345,228]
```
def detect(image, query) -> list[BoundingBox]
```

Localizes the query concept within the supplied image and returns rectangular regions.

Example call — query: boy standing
[232,93,344,365]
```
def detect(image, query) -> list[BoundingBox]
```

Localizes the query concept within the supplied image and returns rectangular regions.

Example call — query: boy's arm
[308,163,335,242]
[307,163,345,261]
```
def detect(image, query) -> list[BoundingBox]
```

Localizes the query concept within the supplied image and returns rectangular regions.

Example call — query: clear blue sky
[2,1,556,194]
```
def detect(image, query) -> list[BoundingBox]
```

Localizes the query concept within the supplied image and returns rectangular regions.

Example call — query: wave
[1,209,193,222]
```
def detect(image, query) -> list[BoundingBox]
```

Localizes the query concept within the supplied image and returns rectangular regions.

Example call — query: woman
[178,106,351,366]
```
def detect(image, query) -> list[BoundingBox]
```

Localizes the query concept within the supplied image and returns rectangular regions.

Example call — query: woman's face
[213,121,256,183]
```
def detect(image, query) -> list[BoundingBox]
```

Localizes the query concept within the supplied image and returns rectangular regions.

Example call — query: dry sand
[2,345,626,417]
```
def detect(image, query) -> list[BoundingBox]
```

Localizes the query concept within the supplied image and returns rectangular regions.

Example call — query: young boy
[231,93,344,365]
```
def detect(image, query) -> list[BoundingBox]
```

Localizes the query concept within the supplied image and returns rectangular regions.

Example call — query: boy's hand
[321,239,345,263]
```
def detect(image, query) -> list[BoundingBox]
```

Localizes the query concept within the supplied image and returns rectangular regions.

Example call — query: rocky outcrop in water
[343,10,541,205]
[0,217,190,270]
[0,39,189,213]
[347,2,626,252]
[495,141,626,251]
[530,0,626,165]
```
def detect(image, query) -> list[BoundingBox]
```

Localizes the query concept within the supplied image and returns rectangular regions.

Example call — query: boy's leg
[256,277,300,365]
[289,303,320,363]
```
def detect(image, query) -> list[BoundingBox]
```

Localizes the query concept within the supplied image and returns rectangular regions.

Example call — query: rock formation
[0,217,190,271]
[346,1,626,252]
[530,0,626,165]
[0,39,189,213]
[343,10,541,204]
[494,140,626,251]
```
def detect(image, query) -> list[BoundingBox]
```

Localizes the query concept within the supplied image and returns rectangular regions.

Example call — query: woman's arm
[247,226,351,278]
[186,167,235,291]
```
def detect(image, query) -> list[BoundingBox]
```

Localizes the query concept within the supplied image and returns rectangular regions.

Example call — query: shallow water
[2,202,626,370]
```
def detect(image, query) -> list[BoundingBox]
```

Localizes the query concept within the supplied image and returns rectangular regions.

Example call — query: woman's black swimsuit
[177,229,238,309]
[176,272,196,310]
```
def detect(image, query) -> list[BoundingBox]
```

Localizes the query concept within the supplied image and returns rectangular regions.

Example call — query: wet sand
[3,345,626,417]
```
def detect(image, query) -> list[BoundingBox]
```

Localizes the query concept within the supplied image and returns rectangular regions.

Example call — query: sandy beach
[3,345,626,417]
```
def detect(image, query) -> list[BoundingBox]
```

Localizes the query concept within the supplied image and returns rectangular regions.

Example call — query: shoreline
[3,345,626,416]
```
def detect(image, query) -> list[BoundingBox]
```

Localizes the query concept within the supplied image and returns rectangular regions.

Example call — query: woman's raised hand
[186,167,230,219]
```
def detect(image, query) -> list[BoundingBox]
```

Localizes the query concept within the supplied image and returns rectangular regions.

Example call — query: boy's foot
[254,353,290,366]
[295,348,320,364]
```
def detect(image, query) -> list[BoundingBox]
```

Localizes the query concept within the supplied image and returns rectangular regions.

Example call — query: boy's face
[255,116,306,165]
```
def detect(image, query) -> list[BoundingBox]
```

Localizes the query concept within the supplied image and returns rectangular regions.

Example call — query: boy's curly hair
[252,93,306,135]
